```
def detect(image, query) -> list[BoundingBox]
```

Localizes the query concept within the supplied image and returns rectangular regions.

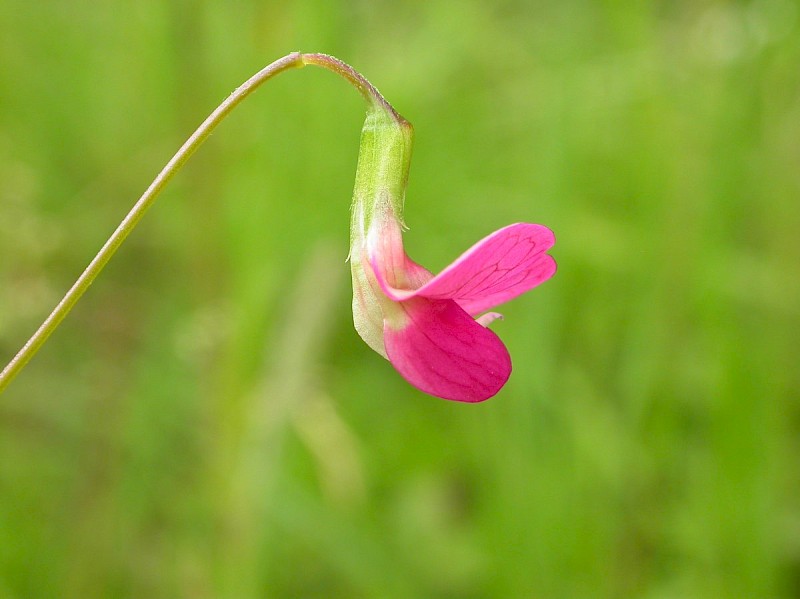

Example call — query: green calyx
[350,103,414,243]
[347,101,413,360]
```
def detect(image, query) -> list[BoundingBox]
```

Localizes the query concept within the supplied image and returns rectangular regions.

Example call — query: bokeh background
[1,1,799,597]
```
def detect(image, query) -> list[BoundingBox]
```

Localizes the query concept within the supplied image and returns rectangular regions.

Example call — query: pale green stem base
[0,51,392,394]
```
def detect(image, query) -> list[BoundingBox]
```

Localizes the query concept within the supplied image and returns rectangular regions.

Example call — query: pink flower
[351,195,556,403]
[346,97,555,403]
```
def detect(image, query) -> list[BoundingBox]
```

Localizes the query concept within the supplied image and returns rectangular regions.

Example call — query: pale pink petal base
[475,311,503,327]
[383,297,511,403]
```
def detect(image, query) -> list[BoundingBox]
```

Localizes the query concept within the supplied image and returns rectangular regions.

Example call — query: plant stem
[300,53,407,124]
[0,51,400,394]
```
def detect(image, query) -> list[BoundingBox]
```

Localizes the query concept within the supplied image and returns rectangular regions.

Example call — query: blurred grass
[1,0,800,597]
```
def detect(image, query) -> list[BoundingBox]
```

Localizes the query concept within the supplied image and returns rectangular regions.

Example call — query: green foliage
[1,0,799,597]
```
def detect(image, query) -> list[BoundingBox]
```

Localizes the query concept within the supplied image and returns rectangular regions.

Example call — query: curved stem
[301,53,408,125]
[0,51,403,394]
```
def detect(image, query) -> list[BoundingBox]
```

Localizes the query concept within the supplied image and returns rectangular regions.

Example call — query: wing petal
[383,297,511,402]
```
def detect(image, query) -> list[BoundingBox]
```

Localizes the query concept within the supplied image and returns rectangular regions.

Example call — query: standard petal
[383,297,511,402]
[371,223,556,315]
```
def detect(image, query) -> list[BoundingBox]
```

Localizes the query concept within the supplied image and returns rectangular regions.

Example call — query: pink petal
[372,223,556,315]
[383,296,511,402]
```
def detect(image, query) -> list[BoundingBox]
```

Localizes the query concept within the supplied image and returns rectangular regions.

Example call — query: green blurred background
[1,1,799,597]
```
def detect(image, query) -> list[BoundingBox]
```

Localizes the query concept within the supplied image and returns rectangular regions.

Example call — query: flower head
[349,101,556,403]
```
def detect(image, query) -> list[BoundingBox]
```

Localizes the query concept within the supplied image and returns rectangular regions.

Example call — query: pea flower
[349,88,556,403]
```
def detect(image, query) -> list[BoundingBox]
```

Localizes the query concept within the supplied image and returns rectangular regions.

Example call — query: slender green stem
[0,51,400,394]
[300,53,407,125]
